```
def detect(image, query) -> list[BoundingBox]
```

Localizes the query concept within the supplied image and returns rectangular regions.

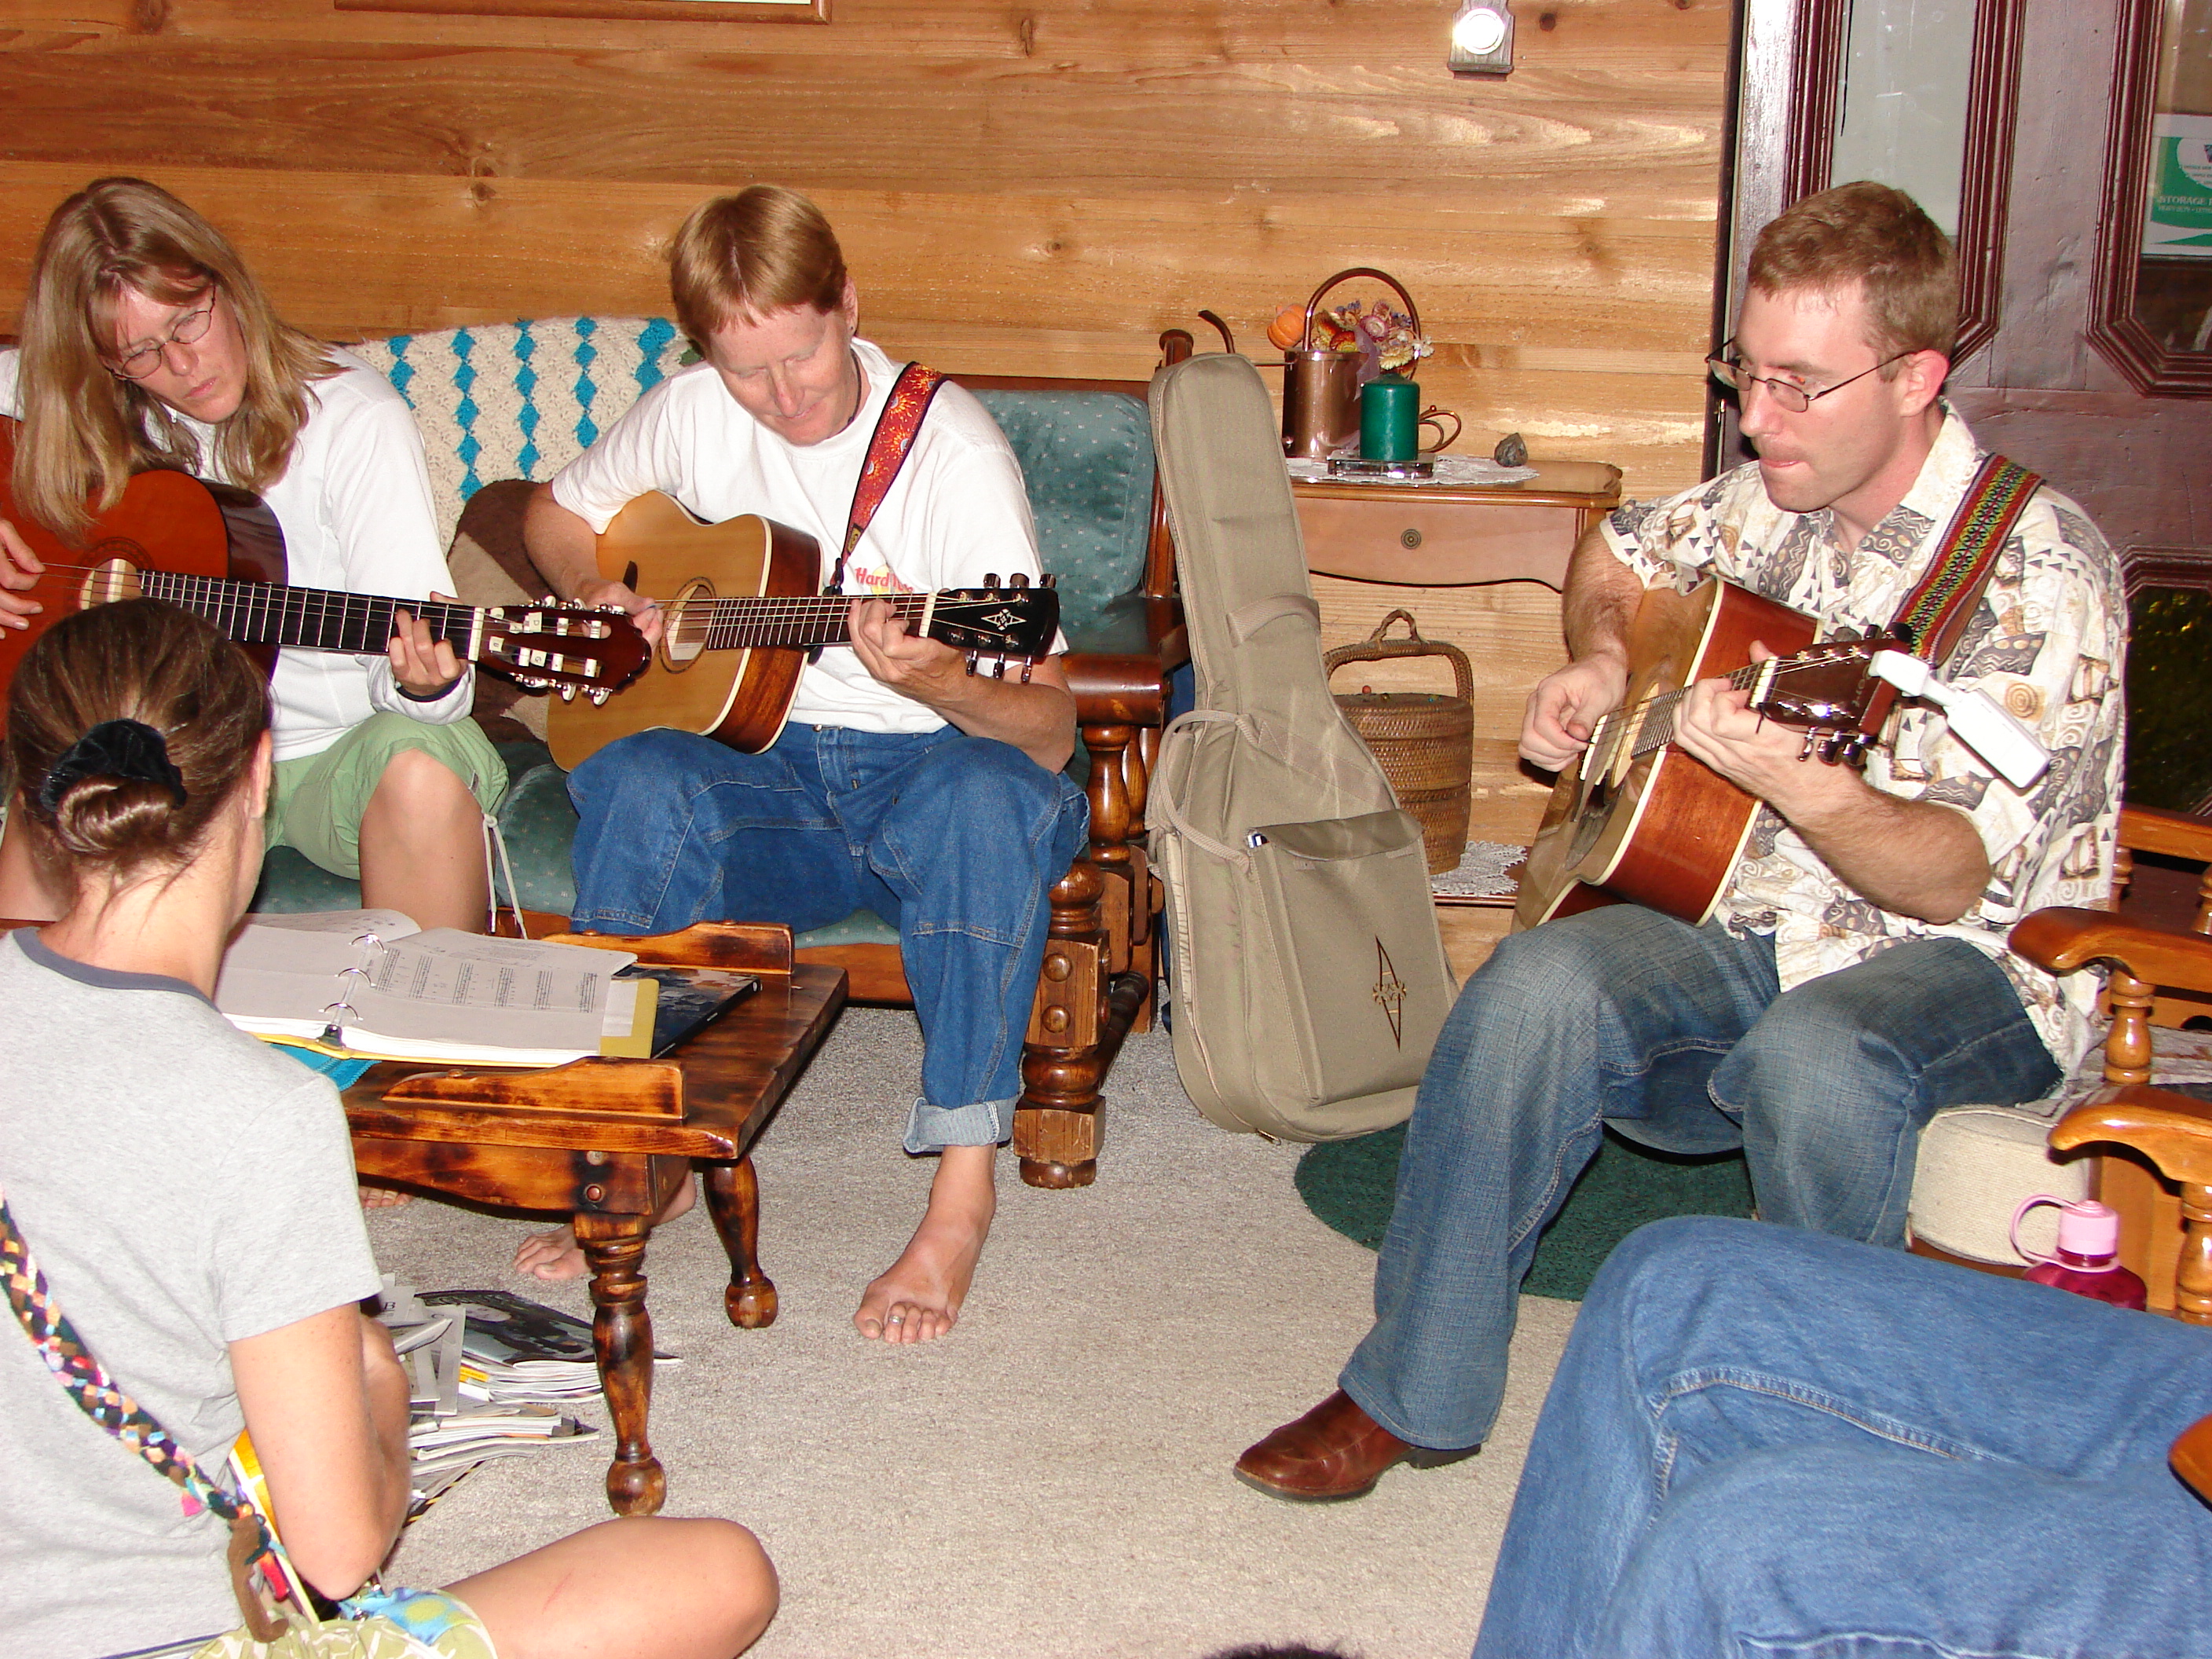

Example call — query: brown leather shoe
[1234,1389,1473,1501]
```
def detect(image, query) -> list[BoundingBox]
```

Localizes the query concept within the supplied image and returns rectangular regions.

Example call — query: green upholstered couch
[253,319,1188,1185]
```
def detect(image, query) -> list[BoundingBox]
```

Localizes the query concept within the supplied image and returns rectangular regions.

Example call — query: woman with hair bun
[0,599,777,1659]
[0,175,504,932]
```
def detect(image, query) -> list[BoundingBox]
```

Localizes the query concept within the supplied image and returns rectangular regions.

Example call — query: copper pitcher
[1281,266,1424,460]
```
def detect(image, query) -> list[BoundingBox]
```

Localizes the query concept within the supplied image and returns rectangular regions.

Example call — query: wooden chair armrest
[2173,1413,2212,1503]
[2049,1083,2212,1184]
[2009,907,2212,991]
[2122,802,2212,862]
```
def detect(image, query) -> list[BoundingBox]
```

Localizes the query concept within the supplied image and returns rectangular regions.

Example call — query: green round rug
[1295,1123,1753,1301]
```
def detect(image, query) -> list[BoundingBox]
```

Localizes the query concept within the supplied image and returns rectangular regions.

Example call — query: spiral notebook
[214,910,654,1068]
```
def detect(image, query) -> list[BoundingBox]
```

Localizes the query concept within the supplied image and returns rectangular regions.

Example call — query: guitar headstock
[475,603,652,703]
[921,574,1062,677]
[1748,628,1911,765]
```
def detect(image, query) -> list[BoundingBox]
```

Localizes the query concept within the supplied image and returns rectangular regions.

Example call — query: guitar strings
[1584,659,1825,764]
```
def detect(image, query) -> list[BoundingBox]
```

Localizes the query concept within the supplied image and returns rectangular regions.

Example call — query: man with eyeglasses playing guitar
[514,186,1087,1346]
[1234,181,2126,1503]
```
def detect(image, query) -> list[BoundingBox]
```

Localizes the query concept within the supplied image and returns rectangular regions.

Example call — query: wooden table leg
[573,1210,665,1515]
[702,1153,778,1328]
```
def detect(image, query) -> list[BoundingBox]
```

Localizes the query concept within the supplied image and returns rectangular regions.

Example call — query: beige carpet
[368,1009,1577,1659]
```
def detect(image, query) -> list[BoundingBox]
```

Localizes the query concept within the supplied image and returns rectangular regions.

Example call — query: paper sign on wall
[2146,113,2212,259]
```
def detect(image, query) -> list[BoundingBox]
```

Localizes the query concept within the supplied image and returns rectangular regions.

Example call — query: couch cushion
[969,389,1155,648]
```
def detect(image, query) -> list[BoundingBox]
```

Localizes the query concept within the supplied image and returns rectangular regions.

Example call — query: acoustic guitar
[544,492,1062,771]
[0,427,650,718]
[1514,577,1904,931]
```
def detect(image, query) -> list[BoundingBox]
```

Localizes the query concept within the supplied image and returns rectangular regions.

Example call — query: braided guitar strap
[820,361,949,599]
[0,1188,296,1640]
[1890,454,2043,668]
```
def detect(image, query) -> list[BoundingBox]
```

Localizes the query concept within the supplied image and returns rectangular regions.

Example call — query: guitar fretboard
[1588,663,1767,765]
[675,595,938,654]
[137,569,474,656]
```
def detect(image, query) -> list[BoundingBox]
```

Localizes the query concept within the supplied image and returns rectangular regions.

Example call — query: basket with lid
[1323,609,1474,875]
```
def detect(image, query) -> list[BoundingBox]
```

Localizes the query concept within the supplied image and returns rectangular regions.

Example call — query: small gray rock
[1493,432,1528,467]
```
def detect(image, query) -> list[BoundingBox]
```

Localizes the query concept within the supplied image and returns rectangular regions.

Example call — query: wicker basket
[1324,610,1474,875]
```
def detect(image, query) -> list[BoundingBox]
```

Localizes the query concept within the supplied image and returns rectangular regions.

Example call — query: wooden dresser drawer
[1291,463,1621,589]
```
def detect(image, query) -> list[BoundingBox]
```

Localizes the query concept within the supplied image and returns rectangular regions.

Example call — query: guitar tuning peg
[983,573,998,588]
[964,651,980,676]
[991,656,1008,679]
[1020,661,1034,684]
[559,686,577,702]
[591,688,612,706]
[1039,573,1057,588]
[540,594,556,606]
[1009,572,1030,588]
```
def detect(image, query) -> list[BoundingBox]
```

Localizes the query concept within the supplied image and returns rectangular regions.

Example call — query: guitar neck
[686,593,936,653]
[136,569,482,661]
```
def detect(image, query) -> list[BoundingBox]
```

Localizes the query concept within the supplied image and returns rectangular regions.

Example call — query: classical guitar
[0,427,650,718]
[1513,577,1905,931]
[544,492,1061,771]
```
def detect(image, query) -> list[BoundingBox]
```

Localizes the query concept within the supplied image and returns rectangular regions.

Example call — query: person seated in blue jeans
[1236,182,2125,1498]
[517,185,1086,1344]
[1474,1217,2212,1659]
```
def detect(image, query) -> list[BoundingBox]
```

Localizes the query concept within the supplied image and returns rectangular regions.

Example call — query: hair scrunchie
[35,719,187,814]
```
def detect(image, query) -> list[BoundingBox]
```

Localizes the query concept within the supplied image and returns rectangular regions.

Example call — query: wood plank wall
[0,0,1729,498]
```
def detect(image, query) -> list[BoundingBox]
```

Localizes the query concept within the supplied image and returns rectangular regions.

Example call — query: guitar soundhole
[81,555,146,609]
[1567,777,1611,866]
[658,578,716,672]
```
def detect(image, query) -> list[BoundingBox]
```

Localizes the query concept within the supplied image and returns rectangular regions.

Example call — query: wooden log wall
[0,0,1729,497]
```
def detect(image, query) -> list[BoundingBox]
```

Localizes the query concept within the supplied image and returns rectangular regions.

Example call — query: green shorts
[266,714,507,881]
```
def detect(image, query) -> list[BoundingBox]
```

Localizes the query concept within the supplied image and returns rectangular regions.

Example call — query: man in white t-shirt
[521,186,1086,1345]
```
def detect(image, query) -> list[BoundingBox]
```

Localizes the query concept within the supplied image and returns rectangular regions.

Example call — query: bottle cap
[2053,1199,2120,1262]
[2010,1193,2120,1268]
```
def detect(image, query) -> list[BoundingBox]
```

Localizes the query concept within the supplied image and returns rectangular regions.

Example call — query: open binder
[214,910,658,1068]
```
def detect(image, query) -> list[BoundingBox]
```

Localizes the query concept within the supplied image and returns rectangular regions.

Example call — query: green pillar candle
[1361,375,1420,461]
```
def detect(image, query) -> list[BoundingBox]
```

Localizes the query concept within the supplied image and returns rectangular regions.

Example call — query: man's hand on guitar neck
[0,519,44,631]
[849,596,1076,775]
[1676,642,1991,926]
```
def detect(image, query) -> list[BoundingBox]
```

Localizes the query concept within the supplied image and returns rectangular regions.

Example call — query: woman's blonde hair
[13,177,337,541]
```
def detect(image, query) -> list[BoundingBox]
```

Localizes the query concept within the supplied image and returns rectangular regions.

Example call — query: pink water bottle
[2009,1195,2149,1310]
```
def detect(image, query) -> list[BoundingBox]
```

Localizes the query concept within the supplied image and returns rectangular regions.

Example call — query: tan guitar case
[1148,353,1454,1141]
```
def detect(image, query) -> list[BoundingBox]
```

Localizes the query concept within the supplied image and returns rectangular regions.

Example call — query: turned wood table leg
[702,1154,778,1328]
[573,1212,665,1516]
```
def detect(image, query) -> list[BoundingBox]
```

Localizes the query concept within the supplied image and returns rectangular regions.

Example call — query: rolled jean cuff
[903,1094,1016,1154]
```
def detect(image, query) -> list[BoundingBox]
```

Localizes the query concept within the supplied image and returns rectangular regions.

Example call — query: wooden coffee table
[339,920,845,1515]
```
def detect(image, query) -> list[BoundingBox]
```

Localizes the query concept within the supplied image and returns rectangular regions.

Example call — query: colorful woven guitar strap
[1889,453,2042,668]
[0,1185,247,1526]
[821,361,947,598]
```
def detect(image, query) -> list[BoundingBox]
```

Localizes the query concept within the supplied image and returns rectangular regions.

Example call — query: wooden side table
[1293,460,1623,591]
[343,921,845,1515]
[1294,461,1623,975]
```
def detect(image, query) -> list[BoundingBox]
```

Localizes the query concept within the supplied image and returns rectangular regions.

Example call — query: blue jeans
[567,723,1088,1151]
[1340,905,2063,1449]
[1475,1218,2212,1659]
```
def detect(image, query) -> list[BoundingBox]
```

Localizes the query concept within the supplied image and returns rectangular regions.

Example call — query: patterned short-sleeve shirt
[1602,408,2126,1073]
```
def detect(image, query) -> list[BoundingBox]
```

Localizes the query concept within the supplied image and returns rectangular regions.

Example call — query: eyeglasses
[107,287,219,383]
[1705,340,1914,414]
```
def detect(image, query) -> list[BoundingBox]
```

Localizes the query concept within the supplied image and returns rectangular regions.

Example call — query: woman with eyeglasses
[0,599,777,1659]
[0,177,505,933]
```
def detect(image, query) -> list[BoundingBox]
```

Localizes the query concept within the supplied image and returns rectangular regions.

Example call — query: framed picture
[335,0,824,19]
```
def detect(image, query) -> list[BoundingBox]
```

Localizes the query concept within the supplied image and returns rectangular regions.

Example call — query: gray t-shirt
[0,930,381,1658]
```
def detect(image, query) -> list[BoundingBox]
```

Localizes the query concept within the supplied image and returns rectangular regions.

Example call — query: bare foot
[513,1178,697,1282]
[360,1185,413,1210]
[855,1144,996,1345]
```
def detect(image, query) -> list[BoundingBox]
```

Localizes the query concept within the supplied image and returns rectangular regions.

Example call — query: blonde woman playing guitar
[0,179,507,935]
[1236,182,2127,1506]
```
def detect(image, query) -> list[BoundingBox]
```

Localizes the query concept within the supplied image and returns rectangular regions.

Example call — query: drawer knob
[1399,527,1423,550]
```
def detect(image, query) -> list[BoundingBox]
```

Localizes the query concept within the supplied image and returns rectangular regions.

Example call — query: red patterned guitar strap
[821,361,949,598]
[1890,453,2043,668]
